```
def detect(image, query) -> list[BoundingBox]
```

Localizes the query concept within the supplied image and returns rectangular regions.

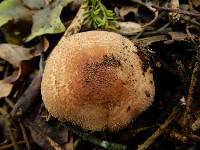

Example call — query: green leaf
[26,3,66,41]
[0,0,31,27]
[22,0,47,9]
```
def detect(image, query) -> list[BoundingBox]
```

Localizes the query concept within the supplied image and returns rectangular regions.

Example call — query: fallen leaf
[0,64,4,72]
[64,136,74,150]
[0,44,35,68]
[168,32,188,41]
[0,0,31,27]
[26,0,72,41]
[116,21,143,35]
[25,119,63,150]
[191,0,200,8]
[0,38,49,99]
[22,0,50,9]
[119,6,138,20]
[24,116,69,150]
[0,80,13,98]
[0,0,72,42]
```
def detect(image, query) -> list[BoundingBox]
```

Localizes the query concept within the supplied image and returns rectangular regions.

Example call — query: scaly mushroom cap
[41,31,155,131]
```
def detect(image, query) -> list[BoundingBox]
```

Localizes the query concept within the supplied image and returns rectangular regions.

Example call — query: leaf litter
[0,0,200,150]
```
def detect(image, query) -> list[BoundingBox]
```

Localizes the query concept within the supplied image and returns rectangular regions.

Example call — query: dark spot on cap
[144,90,150,97]
[102,54,121,67]
[127,106,131,112]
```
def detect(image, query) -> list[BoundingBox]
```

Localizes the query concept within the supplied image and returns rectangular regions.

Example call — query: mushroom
[41,31,155,131]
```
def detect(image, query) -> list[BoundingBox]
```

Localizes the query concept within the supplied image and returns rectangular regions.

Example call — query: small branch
[152,5,200,18]
[64,3,86,37]
[137,104,182,150]
[0,108,19,150]
[63,123,127,150]
[185,61,199,131]
[24,119,63,150]
[11,73,42,117]
[192,117,200,131]
[181,16,200,28]
[185,27,200,133]
[0,141,26,150]
[170,130,200,143]
[18,119,31,150]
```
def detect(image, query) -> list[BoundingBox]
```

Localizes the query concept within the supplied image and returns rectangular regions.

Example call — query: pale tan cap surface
[41,31,155,131]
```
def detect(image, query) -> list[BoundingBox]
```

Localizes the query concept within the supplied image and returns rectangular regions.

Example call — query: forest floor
[0,0,200,150]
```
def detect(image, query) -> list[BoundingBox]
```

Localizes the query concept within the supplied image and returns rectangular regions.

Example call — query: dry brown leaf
[0,44,40,68]
[0,64,3,72]
[64,136,74,150]
[25,119,63,150]
[115,1,158,36]
[116,21,143,35]
[35,37,49,53]
[168,32,188,41]
[0,38,49,99]
[191,0,200,8]
[0,80,13,98]
[119,6,138,20]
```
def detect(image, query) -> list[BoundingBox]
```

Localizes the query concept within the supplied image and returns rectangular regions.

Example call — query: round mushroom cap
[41,31,155,131]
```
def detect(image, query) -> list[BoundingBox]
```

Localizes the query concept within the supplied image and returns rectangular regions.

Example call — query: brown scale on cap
[41,31,155,131]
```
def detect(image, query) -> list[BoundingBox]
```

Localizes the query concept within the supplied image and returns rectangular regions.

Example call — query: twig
[4,98,31,150]
[64,3,86,37]
[130,124,159,134]
[18,119,31,150]
[170,130,200,143]
[142,23,171,36]
[130,0,156,12]
[133,35,170,46]
[129,0,159,38]
[0,108,19,150]
[181,16,200,28]
[11,73,42,117]
[4,97,14,108]
[152,5,200,18]
[24,119,63,150]
[137,103,182,150]
[63,123,127,150]
[0,141,26,150]
[185,26,200,133]
[192,117,200,131]
[185,61,200,131]
[39,51,45,74]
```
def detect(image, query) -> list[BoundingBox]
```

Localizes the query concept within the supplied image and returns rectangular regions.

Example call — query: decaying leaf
[0,0,31,27]
[191,0,200,8]
[25,119,63,150]
[168,32,188,41]
[24,116,69,150]
[116,21,143,35]
[119,6,138,20]
[22,0,50,9]
[26,0,70,41]
[63,136,74,150]
[0,44,35,68]
[0,80,13,98]
[0,38,49,99]
[0,0,72,41]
